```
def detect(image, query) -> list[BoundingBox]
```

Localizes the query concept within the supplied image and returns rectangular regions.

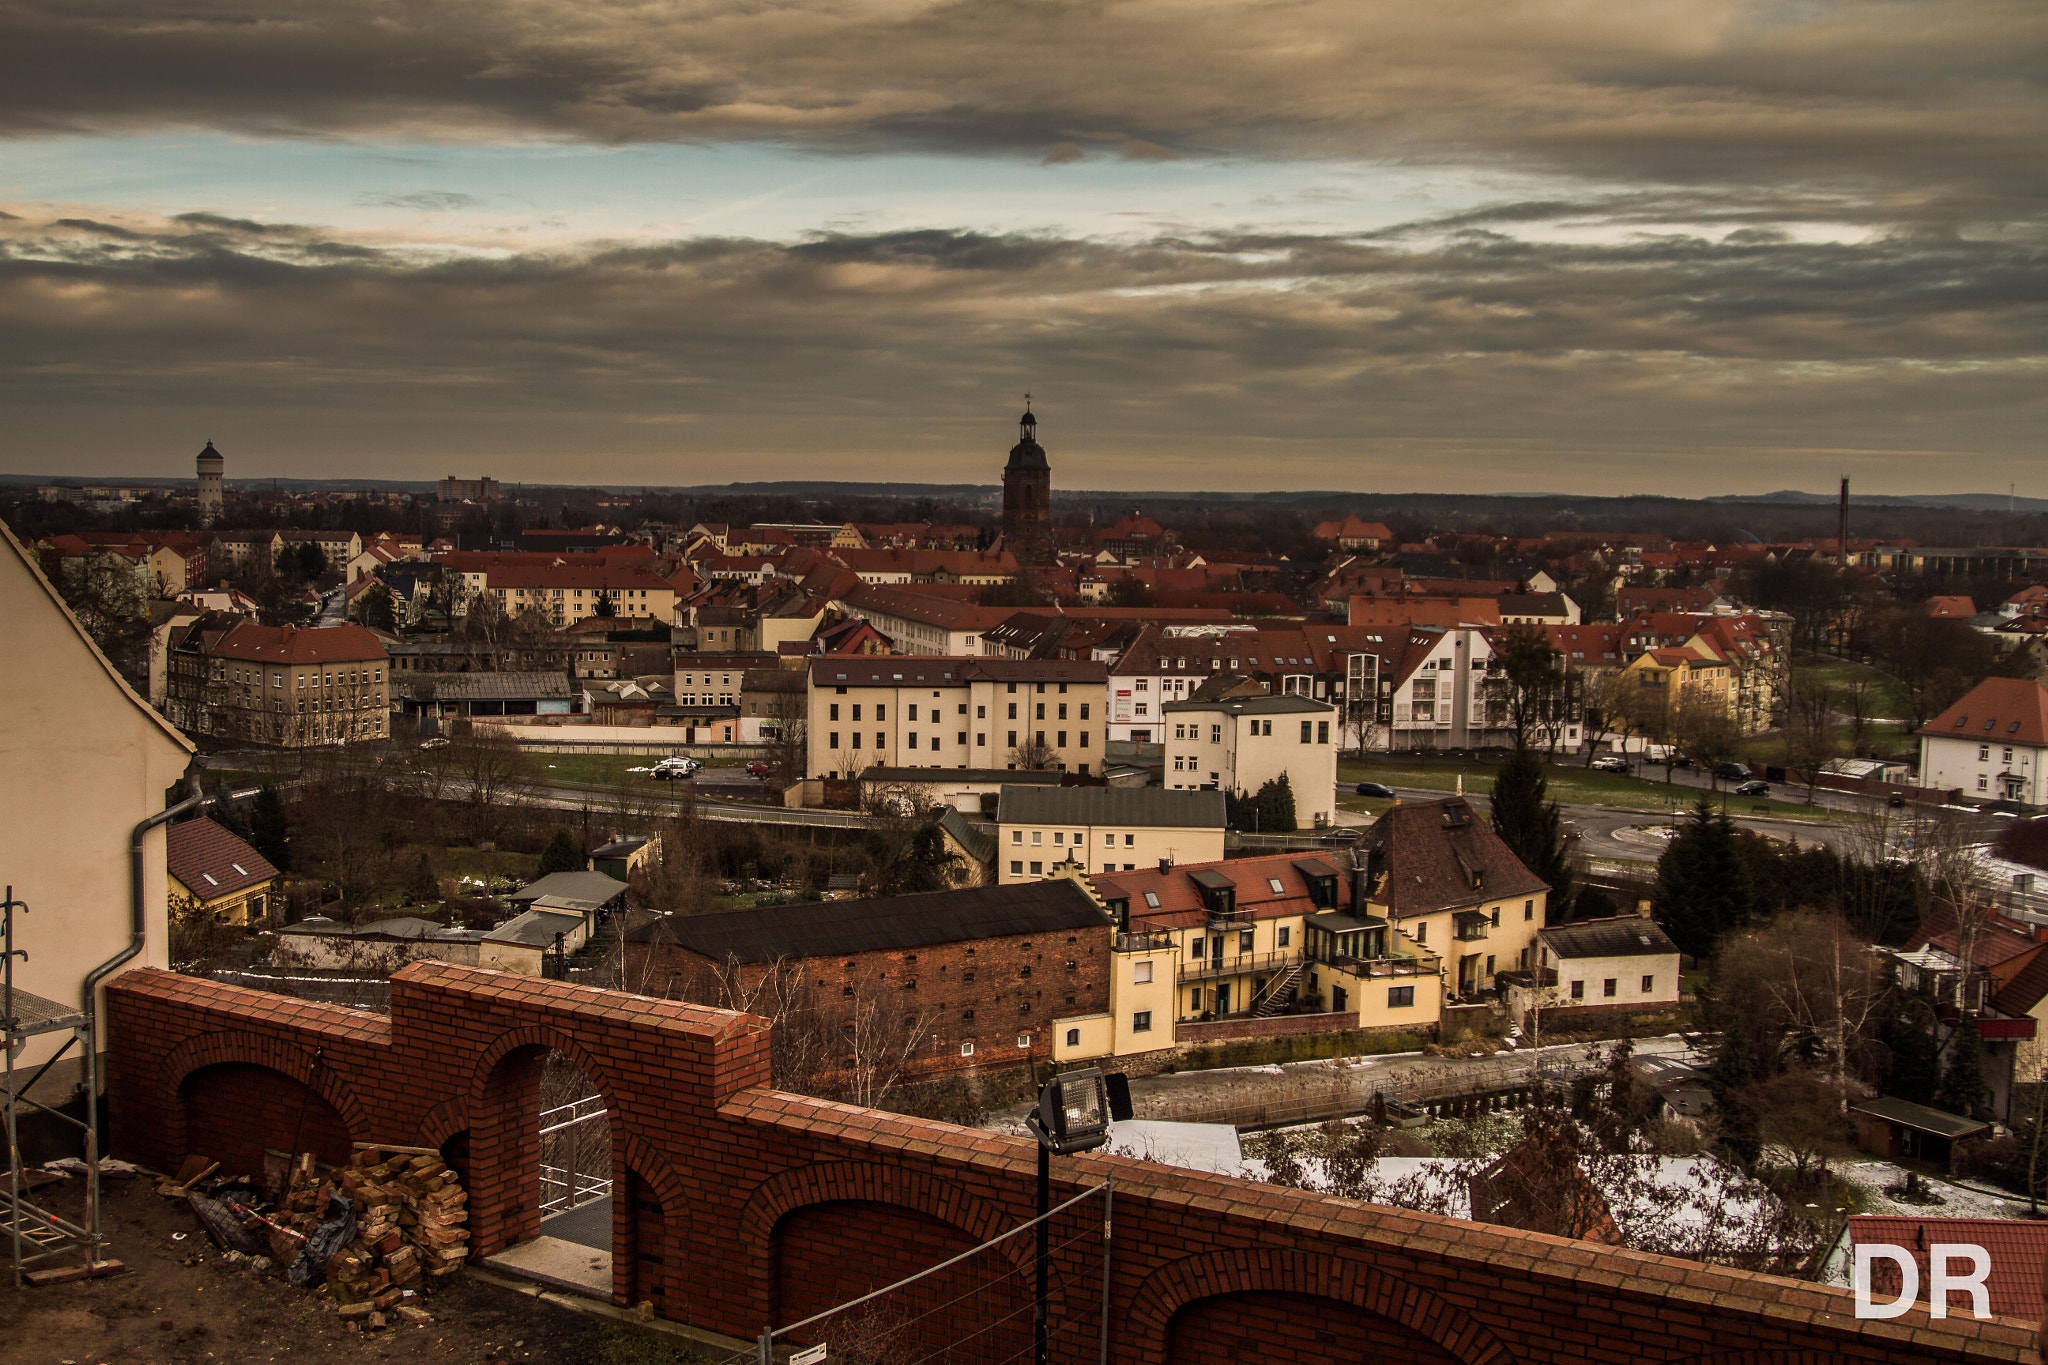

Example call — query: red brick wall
[182,1062,353,1179]
[628,923,1113,1076]
[1175,1011,1362,1043]
[1167,1291,1462,1365]
[102,963,2034,1363]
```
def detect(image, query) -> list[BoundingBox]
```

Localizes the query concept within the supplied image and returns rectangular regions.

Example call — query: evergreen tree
[248,784,291,872]
[537,829,584,876]
[1255,774,1297,833]
[1936,1035,1990,1117]
[1884,1018,1941,1107]
[1652,796,1754,958]
[1489,747,1575,923]
[408,851,439,905]
[1706,1026,1763,1167]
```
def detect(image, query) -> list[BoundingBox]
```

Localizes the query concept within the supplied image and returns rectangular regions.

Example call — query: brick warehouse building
[103,963,2032,1362]
[621,879,1113,1073]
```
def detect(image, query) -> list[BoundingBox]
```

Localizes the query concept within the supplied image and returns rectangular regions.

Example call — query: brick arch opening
[1169,1292,1467,1365]
[468,1039,617,1261]
[1129,1248,1516,1365]
[738,1161,1039,1325]
[180,1062,353,1181]
[156,1030,370,1175]
[771,1200,1033,1360]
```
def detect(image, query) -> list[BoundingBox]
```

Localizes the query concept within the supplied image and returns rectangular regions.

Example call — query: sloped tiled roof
[1093,851,1350,931]
[1358,797,1549,917]
[167,816,279,901]
[998,785,1225,830]
[211,621,388,664]
[1919,676,2048,745]
[1844,1216,2048,1321]
[1540,917,1678,961]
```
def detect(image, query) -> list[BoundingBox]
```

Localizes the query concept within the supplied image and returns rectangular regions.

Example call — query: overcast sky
[2,0,2042,496]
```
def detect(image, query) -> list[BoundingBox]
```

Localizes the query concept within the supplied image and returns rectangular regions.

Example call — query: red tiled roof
[211,621,387,664]
[167,816,279,902]
[1845,1216,2048,1320]
[1093,851,1351,931]
[1919,676,2048,745]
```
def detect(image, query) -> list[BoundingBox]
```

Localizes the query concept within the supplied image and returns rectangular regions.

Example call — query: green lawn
[1791,654,1912,720]
[440,844,538,884]
[1337,757,1830,821]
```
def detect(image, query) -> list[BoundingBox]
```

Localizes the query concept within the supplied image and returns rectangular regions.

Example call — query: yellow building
[166,816,281,927]
[1616,647,1738,728]
[995,785,1225,885]
[807,657,1110,778]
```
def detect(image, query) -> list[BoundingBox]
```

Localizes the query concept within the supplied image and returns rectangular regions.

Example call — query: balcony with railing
[1113,931,1176,953]
[1179,948,1301,983]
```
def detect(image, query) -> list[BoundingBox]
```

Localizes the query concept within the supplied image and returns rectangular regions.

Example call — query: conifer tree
[1490,746,1575,923]
[248,783,291,872]
[1652,796,1753,958]
[1936,1035,1990,1117]
[537,829,584,876]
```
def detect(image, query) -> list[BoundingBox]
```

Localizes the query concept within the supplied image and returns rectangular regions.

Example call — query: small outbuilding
[1850,1096,1991,1173]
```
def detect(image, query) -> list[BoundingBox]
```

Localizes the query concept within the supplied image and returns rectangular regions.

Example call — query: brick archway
[1129,1248,1518,1365]
[157,1028,372,1161]
[737,1161,1039,1322]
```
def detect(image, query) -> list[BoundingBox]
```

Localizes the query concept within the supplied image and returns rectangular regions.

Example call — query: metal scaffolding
[2,884,109,1285]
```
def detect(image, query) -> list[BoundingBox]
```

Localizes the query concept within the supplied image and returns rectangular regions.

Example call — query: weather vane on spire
[1024,392,1032,409]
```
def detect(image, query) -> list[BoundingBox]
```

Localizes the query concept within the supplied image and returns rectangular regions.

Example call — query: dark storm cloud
[1,207,2040,489]
[1,1,2043,198]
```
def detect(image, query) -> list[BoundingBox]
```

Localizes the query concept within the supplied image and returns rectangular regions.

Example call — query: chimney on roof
[1837,476,1850,568]
[1158,857,1172,874]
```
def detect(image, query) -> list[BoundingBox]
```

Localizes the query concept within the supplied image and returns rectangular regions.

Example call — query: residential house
[1162,691,1340,825]
[1348,797,1549,1000]
[0,523,196,1100]
[1508,916,1681,1027]
[166,816,282,928]
[1312,516,1395,552]
[1918,677,2048,805]
[486,562,675,625]
[995,785,1226,884]
[834,584,1015,656]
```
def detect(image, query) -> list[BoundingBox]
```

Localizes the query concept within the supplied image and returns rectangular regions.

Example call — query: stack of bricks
[325,1147,469,1321]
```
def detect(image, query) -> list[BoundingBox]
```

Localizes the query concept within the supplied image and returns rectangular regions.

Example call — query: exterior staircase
[1252,962,1306,1018]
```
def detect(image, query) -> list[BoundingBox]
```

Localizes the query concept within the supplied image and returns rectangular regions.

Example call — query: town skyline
[4,1,2042,495]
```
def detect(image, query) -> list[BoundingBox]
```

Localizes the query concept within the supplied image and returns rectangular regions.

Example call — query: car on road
[1352,781,1395,798]
[1714,762,1751,782]
[1589,756,1630,773]
[746,760,774,778]
[1734,779,1770,796]
[418,737,450,750]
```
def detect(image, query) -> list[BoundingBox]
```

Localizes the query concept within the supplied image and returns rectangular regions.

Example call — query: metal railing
[1178,949,1300,983]
[1112,931,1175,953]
[1323,951,1442,979]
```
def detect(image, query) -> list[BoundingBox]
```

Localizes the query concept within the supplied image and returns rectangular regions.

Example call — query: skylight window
[1268,877,1285,894]
[1143,891,1160,908]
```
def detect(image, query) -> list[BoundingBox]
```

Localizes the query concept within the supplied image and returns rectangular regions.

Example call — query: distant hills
[1707,489,2048,513]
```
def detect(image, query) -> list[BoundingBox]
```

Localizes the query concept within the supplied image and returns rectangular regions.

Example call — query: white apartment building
[1162,692,1339,827]
[1918,677,2048,806]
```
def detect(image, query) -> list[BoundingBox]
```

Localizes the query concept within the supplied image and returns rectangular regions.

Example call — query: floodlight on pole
[1024,1068,1132,1365]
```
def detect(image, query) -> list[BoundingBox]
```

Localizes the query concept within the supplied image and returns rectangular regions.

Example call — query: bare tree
[449,732,537,844]
[1783,676,1839,805]
[1008,738,1060,770]
[1671,685,1743,786]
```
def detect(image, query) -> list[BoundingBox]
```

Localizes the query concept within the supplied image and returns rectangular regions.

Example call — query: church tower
[195,440,224,525]
[1001,400,1050,559]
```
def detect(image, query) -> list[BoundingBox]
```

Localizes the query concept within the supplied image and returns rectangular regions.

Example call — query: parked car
[1589,756,1630,773]
[746,760,774,778]
[1734,779,1770,796]
[418,737,450,750]
[651,756,701,780]
[1353,781,1395,798]
[1714,762,1750,782]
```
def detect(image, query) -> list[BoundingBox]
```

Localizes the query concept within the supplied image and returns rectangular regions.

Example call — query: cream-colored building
[1162,692,1339,827]
[807,657,1110,778]
[0,524,196,1099]
[995,785,1225,885]
[1506,915,1681,1025]
[1350,797,1549,1002]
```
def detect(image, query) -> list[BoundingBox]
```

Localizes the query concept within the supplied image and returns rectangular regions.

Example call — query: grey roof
[935,806,996,863]
[506,870,629,911]
[628,878,1110,962]
[402,671,573,701]
[1308,909,1389,933]
[860,766,1066,786]
[484,908,586,947]
[1852,1096,1990,1140]
[1162,693,1335,716]
[997,785,1226,829]
[590,837,650,858]
[278,915,482,943]
[1540,917,1679,961]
